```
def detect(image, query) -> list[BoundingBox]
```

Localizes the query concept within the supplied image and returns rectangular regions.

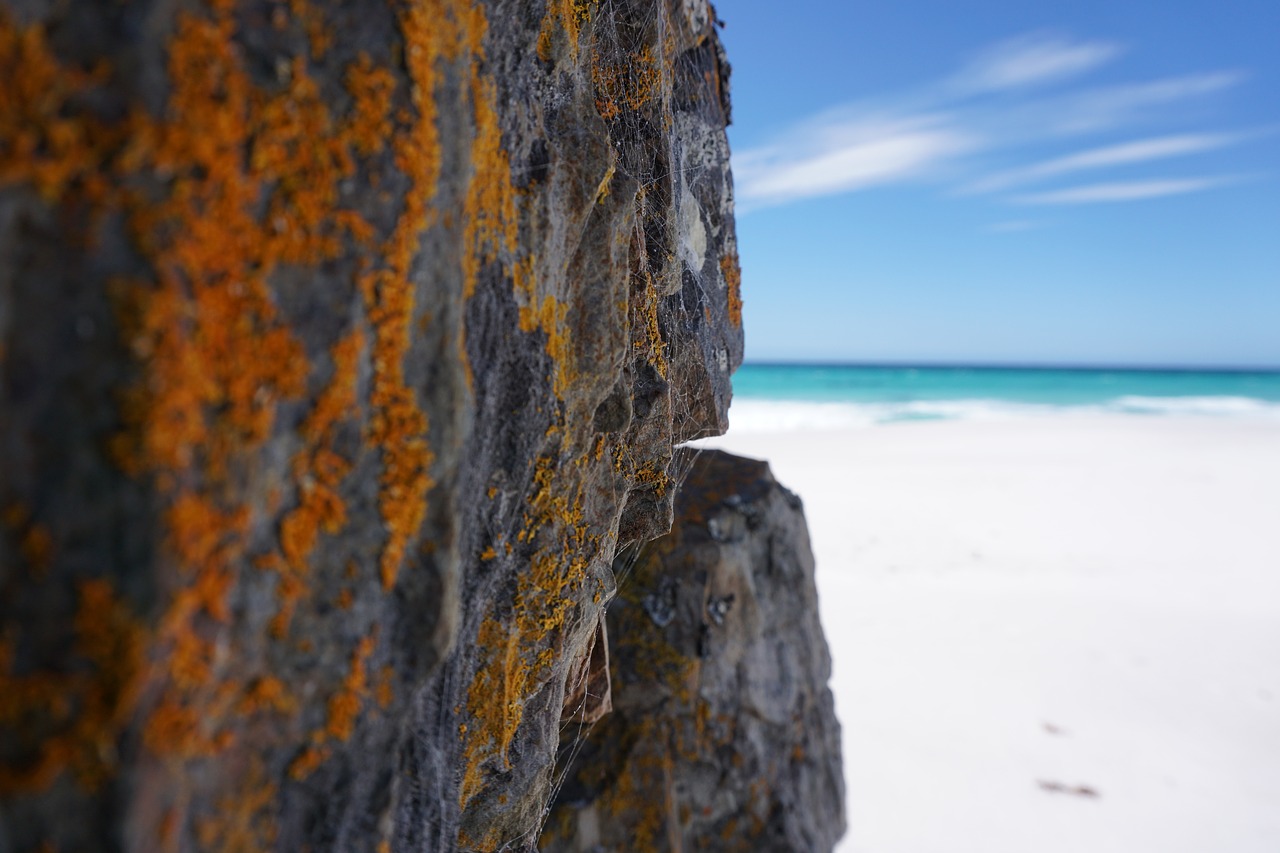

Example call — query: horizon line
[740,359,1280,374]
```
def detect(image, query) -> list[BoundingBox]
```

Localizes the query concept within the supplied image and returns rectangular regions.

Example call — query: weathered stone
[542,449,846,852]
[0,0,742,850]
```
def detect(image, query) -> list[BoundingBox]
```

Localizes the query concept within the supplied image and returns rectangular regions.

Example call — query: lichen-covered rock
[542,449,846,852]
[0,0,741,850]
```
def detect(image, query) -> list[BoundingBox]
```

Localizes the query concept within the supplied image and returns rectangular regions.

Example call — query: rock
[0,0,742,850]
[542,449,846,852]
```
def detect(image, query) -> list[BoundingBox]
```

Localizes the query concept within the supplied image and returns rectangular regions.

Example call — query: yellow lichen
[594,162,616,204]
[459,453,599,810]
[513,256,575,395]
[631,257,669,379]
[720,251,742,328]
[462,76,518,300]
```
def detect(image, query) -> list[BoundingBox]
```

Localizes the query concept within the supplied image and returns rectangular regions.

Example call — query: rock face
[0,0,743,850]
[542,449,845,852]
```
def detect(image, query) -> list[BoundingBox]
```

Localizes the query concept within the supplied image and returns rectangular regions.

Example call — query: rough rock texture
[542,449,845,852]
[0,0,742,850]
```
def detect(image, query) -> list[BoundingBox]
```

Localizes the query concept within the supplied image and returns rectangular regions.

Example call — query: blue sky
[717,0,1280,367]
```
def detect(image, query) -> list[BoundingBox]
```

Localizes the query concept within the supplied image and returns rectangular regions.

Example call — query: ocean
[726,364,1280,431]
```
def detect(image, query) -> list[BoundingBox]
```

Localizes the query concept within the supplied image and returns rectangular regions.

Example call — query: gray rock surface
[0,0,743,850]
[542,449,846,852]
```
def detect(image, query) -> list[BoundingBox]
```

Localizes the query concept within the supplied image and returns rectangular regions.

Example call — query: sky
[716,0,1280,367]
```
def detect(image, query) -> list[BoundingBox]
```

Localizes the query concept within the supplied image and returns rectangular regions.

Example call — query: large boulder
[0,0,742,849]
[542,449,846,852]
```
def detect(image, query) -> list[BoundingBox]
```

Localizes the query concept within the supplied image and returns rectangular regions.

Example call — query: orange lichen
[536,0,594,62]
[512,256,574,394]
[165,494,248,586]
[195,759,279,850]
[289,635,376,780]
[289,0,333,60]
[0,15,116,203]
[720,251,742,328]
[629,225,670,379]
[356,0,491,592]
[585,717,672,849]
[2,0,594,835]
[239,676,296,716]
[287,744,329,780]
[459,453,599,808]
[327,635,374,741]
[0,579,145,794]
[591,43,662,121]
[269,328,363,635]
[344,53,396,157]
[252,56,356,265]
[362,0,522,593]
[454,3,520,397]
[518,293,573,396]
[461,76,518,300]
[103,0,372,780]
[2,503,25,529]
[376,666,395,710]
[115,3,310,463]
[18,523,54,576]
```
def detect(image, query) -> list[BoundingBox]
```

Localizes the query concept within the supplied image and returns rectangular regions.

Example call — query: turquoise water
[736,364,1280,405]
[727,364,1280,429]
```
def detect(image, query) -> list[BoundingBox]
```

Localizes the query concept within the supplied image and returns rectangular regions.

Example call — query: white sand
[696,415,1280,853]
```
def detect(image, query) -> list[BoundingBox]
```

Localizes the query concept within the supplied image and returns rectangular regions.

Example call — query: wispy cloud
[965,132,1241,193]
[986,220,1043,233]
[734,116,974,207]
[732,31,1251,213]
[1045,71,1245,134]
[1014,177,1239,205]
[952,32,1122,93]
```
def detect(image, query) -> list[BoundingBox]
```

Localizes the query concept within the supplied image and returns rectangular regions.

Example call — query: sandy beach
[697,415,1280,853]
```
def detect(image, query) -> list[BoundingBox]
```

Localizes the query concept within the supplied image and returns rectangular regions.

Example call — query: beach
[696,413,1280,853]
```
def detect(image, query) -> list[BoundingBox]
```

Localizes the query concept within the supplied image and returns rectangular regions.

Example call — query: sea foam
[721,396,1280,433]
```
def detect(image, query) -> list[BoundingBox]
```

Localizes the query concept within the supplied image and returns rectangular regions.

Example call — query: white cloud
[953,32,1122,93]
[734,116,975,207]
[1015,177,1238,205]
[732,31,1253,213]
[1048,71,1245,133]
[966,133,1240,193]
